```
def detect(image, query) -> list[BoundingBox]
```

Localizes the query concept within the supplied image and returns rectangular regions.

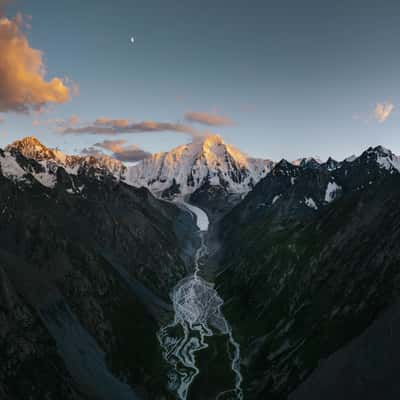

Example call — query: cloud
[111,144,152,162]
[0,116,4,123]
[32,117,65,127]
[184,111,233,126]
[93,139,126,152]
[94,118,130,128]
[61,119,202,138]
[80,147,104,157]
[67,115,79,125]
[32,114,78,127]
[83,139,152,162]
[0,14,71,113]
[373,102,394,123]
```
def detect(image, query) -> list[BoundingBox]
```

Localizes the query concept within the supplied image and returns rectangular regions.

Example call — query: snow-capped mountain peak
[355,145,400,173]
[3,136,126,187]
[7,136,126,176]
[126,134,274,198]
[6,136,66,163]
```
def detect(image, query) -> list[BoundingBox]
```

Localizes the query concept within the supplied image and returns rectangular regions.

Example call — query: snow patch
[304,197,318,210]
[0,152,26,181]
[325,182,341,203]
[344,154,357,162]
[376,153,400,173]
[33,171,57,188]
[272,194,281,204]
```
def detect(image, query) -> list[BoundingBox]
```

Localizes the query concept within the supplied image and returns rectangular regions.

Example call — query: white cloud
[374,102,394,123]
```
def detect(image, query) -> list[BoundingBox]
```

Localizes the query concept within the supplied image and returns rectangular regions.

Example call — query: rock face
[126,134,273,202]
[0,139,197,400]
[217,146,400,399]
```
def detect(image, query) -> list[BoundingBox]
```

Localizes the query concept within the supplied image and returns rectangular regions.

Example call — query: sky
[0,0,400,162]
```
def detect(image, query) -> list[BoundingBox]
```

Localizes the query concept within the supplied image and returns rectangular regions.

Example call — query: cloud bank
[0,14,70,113]
[61,118,201,138]
[184,111,233,126]
[82,139,151,162]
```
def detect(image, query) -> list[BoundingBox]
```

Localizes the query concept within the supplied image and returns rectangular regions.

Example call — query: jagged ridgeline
[2,136,400,399]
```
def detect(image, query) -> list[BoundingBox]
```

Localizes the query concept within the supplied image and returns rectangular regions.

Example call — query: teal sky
[1,0,400,161]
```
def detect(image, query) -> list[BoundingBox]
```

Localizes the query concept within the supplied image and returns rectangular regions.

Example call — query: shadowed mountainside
[217,146,400,399]
[0,145,198,399]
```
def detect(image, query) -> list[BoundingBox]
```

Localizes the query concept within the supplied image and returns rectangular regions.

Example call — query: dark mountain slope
[0,148,196,399]
[289,301,400,400]
[217,148,400,399]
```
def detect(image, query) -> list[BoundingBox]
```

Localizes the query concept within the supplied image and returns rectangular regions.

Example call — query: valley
[158,203,242,400]
[1,136,400,399]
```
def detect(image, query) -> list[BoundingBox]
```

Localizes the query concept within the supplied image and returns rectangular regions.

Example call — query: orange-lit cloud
[61,118,202,138]
[94,139,127,152]
[82,139,151,162]
[0,14,71,113]
[184,111,233,126]
[94,118,130,128]
[80,147,103,157]
[32,117,66,127]
[112,145,151,162]
[68,115,79,125]
[373,102,394,123]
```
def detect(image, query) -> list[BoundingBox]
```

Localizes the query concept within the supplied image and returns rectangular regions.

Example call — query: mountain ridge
[4,135,400,196]
[5,136,127,185]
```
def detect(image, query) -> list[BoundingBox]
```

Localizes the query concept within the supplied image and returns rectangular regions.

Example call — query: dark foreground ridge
[0,141,199,399]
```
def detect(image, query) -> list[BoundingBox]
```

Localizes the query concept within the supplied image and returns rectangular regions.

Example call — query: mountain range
[1,135,400,399]
[5,135,400,219]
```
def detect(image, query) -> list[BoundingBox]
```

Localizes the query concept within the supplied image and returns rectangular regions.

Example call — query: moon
[130,36,135,44]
